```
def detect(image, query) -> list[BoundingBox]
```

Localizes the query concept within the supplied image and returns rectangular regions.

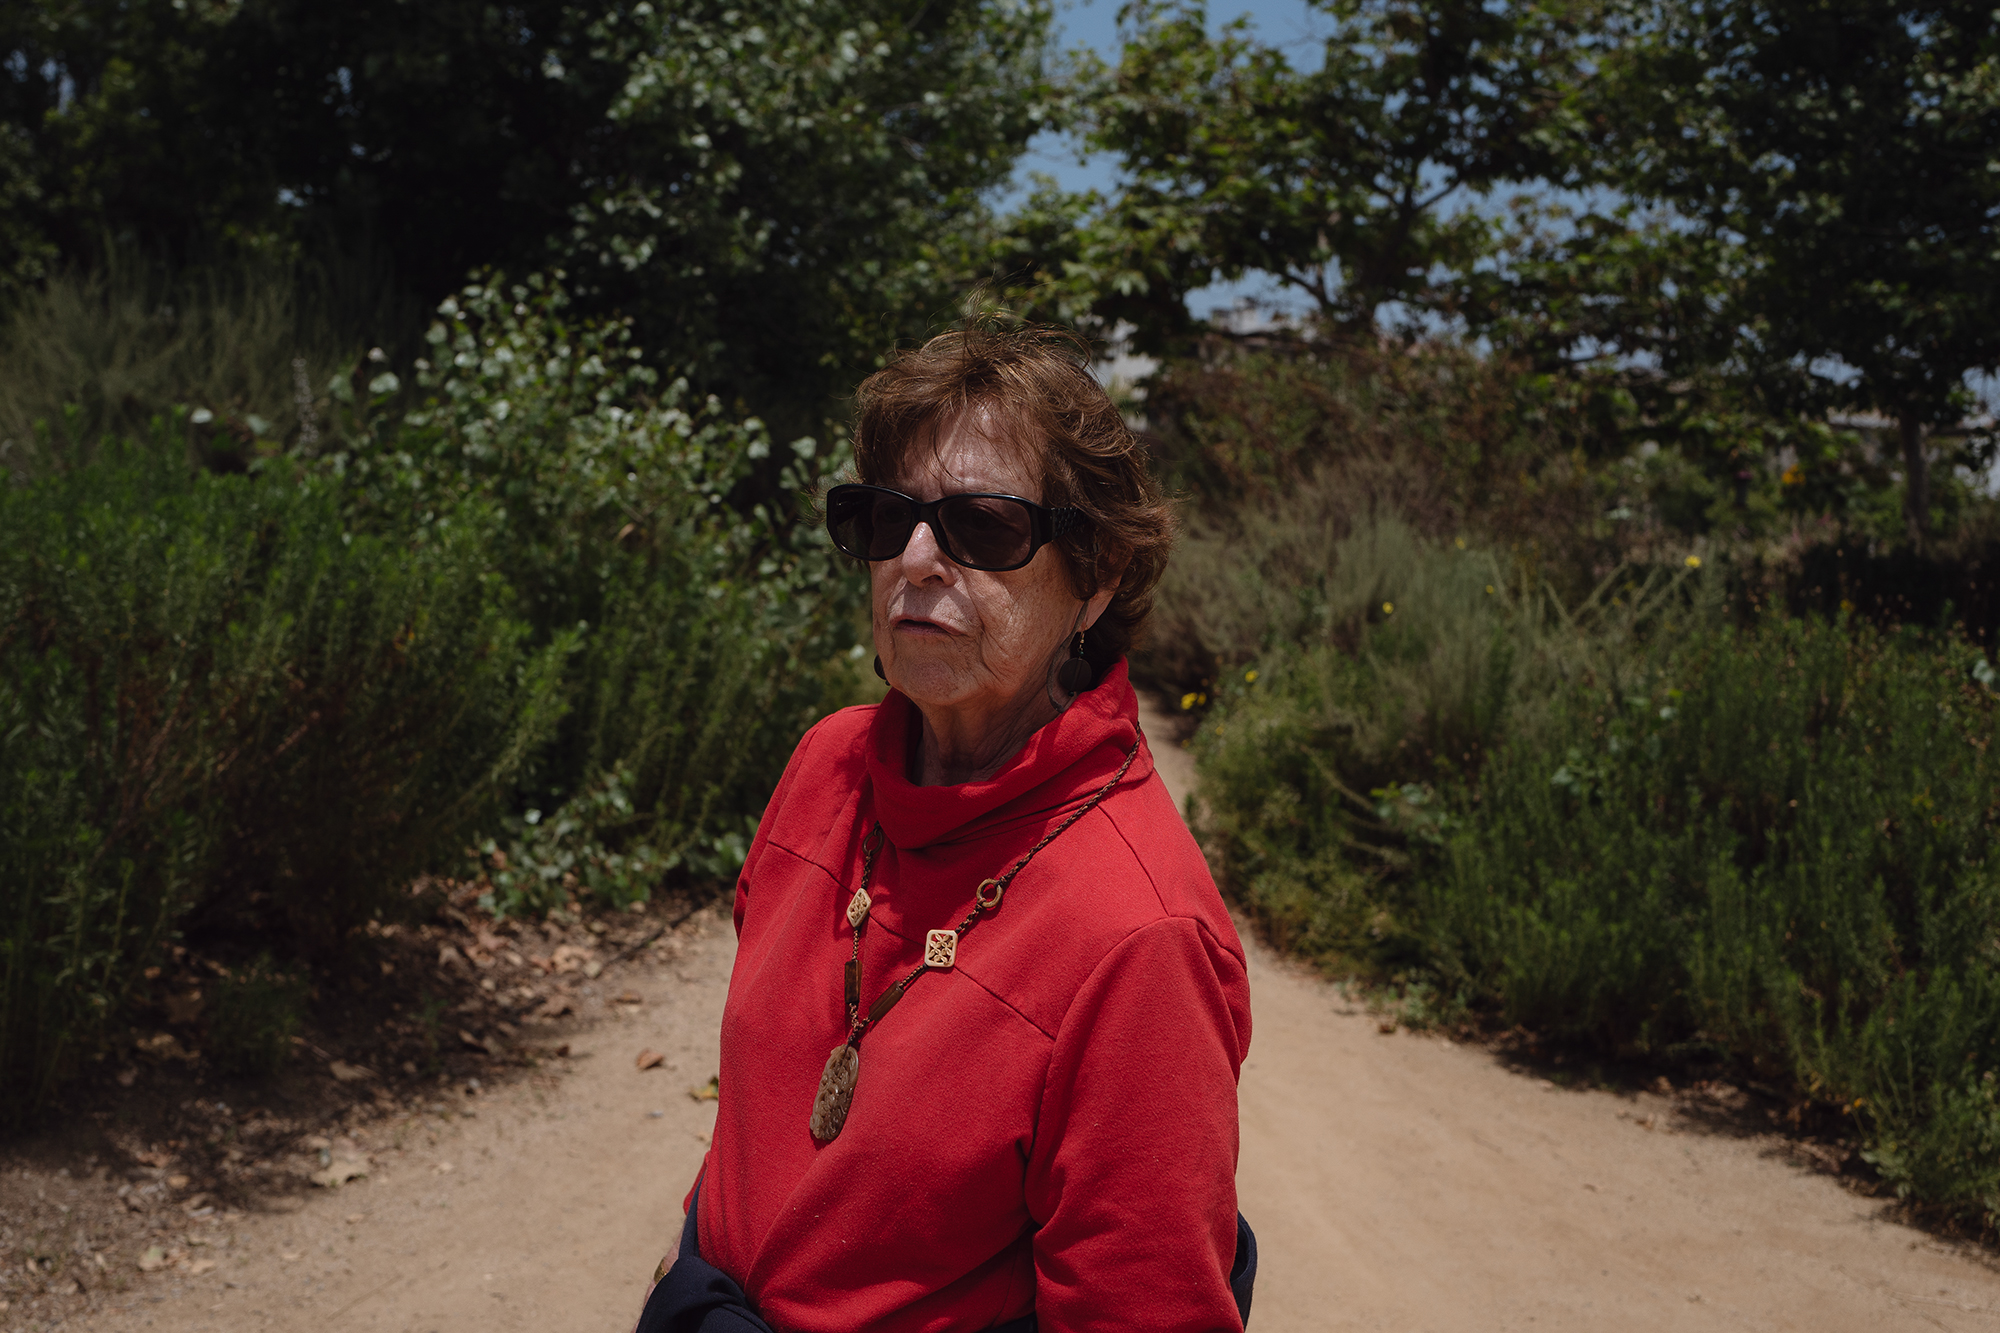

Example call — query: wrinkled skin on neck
[871,416,1118,787]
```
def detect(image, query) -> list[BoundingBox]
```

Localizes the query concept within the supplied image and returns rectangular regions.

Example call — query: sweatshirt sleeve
[1025,915,1251,1333]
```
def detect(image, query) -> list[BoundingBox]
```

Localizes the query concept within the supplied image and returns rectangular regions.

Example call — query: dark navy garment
[636,1185,1256,1332]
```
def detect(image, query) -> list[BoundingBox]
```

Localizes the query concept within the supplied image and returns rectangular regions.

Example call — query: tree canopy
[6,0,1998,537]
[1,0,1057,431]
[1603,0,2000,536]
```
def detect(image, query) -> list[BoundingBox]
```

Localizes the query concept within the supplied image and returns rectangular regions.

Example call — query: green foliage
[206,955,309,1078]
[565,0,1059,430]
[994,0,1591,350]
[0,432,568,1126]
[333,275,866,913]
[0,251,390,475]
[1604,0,2000,423]
[1,0,1057,432]
[1190,515,1708,951]
[1137,344,1649,691]
[1597,0,2000,535]
[1426,616,2000,1211]
[1195,532,2000,1218]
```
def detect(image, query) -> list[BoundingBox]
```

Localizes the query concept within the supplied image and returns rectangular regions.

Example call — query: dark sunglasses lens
[937,495,1035,569]
[828,488,916,560]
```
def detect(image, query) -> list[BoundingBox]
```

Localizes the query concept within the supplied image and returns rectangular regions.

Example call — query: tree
[0,0,1057,431]
[1607,0,2000,540]
[1013,0,1591,352]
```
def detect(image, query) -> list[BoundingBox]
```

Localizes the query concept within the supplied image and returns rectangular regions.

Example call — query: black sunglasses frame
[825,483,1086,573]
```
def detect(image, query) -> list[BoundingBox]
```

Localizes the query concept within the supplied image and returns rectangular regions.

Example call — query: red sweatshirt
[688,663,1252,1333]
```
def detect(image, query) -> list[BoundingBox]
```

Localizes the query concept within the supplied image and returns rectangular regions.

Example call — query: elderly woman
[637,326,1254,1332]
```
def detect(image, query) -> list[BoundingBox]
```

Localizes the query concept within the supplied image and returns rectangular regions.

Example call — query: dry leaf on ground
[136,1247,167,1273]
[689,1076,719,1101]
[328,1060,375,1082]
[458,1029,503,1056]
[636,1049,666,1071]
[551,944,594,974]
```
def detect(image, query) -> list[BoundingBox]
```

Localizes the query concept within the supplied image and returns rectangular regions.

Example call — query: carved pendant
[846,887,871,929]
[809,1043,860,1143]
[924,929,959,969]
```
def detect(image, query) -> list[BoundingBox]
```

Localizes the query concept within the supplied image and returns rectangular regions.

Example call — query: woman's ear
[1080,566,1121,632]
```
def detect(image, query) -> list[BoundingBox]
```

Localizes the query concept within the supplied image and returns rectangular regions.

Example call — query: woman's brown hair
[850,323,1175,675]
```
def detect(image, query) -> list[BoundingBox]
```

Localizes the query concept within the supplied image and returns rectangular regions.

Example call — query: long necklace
[808,742,1142,1143]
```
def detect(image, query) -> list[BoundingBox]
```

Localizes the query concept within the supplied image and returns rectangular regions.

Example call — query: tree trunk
[1900,413,1930,544]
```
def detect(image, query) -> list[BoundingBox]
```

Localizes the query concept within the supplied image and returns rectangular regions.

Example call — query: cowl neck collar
[866,661,1148,851]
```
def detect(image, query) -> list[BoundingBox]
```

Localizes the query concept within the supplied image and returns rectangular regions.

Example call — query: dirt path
[47,701,2000,1333]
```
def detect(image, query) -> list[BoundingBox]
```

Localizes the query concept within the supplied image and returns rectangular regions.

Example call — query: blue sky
[1003,0,1335,317]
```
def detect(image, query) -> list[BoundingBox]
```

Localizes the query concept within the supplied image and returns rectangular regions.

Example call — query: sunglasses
[825,483,1085,573]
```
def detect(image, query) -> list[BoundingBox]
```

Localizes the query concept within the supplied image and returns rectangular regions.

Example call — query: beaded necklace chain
[807,742,1141,1144]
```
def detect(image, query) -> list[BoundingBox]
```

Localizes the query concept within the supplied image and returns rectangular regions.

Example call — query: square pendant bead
[846,887,871,929]
[924,929,958,969]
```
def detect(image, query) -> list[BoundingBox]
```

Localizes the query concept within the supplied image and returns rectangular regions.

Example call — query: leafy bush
[1195,534,2000,1219]
[333,275,865,912]
[1422,616,2000,1214]
[0,432,568,1125]
[0,267,871,1125]
[1192,516,1708,955]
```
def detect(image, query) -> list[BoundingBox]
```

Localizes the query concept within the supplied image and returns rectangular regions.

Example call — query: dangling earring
[873,656,887,682]
[1056,631,1093,694]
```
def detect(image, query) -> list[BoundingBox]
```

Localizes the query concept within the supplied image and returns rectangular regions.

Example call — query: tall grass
[0,248,409,475]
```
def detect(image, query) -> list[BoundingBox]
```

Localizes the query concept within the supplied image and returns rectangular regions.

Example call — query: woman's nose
[899,520,955,579]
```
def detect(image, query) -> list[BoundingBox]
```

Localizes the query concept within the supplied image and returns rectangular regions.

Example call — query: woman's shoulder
[800,696,880,748]
[969,770,1245,1039]
[748,703,878,864]
[768,701,878,800]
[1097,771,1230,924]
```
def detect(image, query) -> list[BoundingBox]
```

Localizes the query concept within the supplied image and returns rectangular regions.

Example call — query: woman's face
[871,415,1106,738]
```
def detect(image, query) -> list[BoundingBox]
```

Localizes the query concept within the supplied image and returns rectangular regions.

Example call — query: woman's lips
[894,617,954,636]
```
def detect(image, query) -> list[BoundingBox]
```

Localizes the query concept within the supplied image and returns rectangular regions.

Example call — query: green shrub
[1197,558,2000,1219]
[1137,347,1628,695]
[1192,516,1711,951]
[332,275,864,912]
[0,431,567,1126]
[207,955,309,1078]
[1423,616,2000,1213]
